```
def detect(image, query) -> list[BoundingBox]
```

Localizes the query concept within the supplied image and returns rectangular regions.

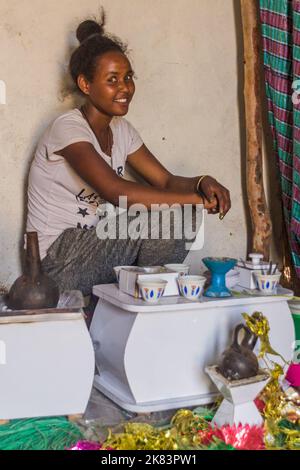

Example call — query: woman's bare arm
[57,142,217,209]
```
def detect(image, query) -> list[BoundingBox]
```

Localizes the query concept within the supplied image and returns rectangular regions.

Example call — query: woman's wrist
[196,175,208,194]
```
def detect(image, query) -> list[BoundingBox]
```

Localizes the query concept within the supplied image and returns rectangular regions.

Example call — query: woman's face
[80,50,135,117]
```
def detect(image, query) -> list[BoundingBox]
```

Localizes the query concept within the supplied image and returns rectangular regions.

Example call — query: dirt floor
[80,387,181,441]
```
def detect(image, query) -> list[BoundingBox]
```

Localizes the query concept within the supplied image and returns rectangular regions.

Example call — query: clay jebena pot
[218,323,259,380]
[7,232,59,310]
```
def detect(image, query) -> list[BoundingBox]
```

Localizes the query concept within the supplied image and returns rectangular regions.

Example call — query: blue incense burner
[202,257,237,298]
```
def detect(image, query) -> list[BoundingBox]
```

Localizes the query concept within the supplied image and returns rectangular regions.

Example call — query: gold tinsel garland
[243,311,300,449]
[101,409,214,450]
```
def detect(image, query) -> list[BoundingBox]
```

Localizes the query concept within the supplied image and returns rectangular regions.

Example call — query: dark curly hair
[69,9,128,92]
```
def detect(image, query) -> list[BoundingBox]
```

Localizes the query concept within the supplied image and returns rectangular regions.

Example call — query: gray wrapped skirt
[41,207,201,296]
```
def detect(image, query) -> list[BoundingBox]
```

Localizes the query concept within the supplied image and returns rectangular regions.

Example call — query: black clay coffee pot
[8,232,59,310]
[218,323,259,380]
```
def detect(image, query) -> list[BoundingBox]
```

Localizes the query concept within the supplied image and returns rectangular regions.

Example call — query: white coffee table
[90,284,294,412]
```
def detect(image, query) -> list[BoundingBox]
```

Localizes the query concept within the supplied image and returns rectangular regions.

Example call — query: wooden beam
[240,0,272,259]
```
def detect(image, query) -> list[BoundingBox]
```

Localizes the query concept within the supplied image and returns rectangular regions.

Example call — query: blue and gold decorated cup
[177,275,206,300]
[137,279,168,303]
[254,272,281,294]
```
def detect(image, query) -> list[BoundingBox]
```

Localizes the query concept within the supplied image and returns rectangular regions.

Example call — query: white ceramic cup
[142,266,164,274]
[177,275,206,300]
[137,279,168,303]
[164,264,190,275]
[254,272,281,294]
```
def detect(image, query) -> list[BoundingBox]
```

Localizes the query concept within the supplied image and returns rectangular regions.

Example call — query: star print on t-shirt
[77,207,89,218]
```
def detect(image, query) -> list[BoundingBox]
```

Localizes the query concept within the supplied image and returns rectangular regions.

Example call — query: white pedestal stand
[90,284,294,413]
[205,366,269,426]
[0,310,95,420]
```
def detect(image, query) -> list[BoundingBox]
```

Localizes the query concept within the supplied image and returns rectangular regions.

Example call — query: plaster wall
[0,0,247,286]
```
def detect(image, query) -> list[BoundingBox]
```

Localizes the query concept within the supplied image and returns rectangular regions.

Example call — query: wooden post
[240,0,272,259]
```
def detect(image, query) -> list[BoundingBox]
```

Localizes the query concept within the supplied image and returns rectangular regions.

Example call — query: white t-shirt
[26,109,143,259]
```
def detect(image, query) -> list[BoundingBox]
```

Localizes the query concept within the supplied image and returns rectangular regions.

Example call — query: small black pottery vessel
[218,323,259,380]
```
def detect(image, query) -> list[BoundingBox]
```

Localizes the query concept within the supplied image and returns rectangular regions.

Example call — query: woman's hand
[202,196,218,212]
[198,176,231,218]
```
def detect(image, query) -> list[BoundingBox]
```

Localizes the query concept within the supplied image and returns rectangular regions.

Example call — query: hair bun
[76,19,105,44]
